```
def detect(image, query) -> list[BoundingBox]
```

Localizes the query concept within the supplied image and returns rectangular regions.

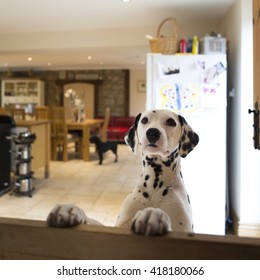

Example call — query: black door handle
[248,101,260,149]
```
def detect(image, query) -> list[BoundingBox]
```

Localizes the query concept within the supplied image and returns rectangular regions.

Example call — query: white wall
[220,0,260,236]
[129,69,146,116]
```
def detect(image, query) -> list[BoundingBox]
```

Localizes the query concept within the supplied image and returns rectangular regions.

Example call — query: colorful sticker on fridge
[203,62,226,83]
[159,83,199,113]
[200,81,225,108]
[200,62,226,108]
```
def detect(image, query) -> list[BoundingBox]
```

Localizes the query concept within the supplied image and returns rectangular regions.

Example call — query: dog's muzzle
[146,128,161,146]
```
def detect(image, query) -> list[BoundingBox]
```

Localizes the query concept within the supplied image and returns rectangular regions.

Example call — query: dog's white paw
[131,207,172,236]
[47,204,87,227]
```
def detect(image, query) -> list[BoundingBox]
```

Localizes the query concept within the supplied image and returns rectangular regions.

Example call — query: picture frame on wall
[137,80,146,93]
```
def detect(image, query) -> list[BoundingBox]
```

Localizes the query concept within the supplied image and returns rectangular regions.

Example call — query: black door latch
[248,101,260,149]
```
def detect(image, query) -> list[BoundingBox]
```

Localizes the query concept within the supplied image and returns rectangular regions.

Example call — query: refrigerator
[146,53,227,235]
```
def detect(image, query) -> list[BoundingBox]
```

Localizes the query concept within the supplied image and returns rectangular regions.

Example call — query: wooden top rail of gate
[0,217,260,260]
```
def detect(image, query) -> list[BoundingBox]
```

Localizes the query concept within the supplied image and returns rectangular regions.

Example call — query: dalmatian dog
[47,109,199,236]
[64,88,85,123]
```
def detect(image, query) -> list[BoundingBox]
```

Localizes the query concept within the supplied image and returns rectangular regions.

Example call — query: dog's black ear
[134,113,141,129]
[124,113,141,154]
[178,115,199,158]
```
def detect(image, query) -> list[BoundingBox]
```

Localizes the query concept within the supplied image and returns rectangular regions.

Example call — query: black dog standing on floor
[89,136,118,165]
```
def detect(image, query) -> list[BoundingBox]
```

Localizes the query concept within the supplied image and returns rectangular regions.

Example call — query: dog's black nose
[146,128,161,144]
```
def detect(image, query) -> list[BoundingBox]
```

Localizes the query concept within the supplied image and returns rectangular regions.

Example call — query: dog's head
[89,135,100,144]
[125,109,199,158]
[64,89,77,100]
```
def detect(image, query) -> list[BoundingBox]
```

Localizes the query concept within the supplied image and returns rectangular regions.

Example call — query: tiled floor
[0,144,141,226]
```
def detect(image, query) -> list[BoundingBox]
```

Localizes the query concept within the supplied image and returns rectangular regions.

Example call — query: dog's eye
[166,118,176,127]
[141,117,148,124]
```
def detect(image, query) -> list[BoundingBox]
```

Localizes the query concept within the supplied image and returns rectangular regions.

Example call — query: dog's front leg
[131,207,172,236]
[116,193,172,236]
[98,151,103,165]
[47,204,103,227]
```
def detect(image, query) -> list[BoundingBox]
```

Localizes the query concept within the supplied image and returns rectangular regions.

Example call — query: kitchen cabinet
[1,79,45,113]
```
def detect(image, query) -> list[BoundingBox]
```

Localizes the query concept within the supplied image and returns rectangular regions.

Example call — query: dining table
[66,118,104,161]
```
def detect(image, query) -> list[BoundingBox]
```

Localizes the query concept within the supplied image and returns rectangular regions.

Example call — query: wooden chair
[100,107,110,142]
[10,108,25,120]
[0,107,9,115]
[35,106,49,120]
[49,106,81,161]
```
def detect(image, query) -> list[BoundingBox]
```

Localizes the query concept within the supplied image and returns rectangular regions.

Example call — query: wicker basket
[149,17,179,54]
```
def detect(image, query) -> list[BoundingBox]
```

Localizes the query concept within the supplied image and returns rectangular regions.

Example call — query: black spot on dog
[146,156,152,164]
[134,113,142,129]
[172,163,176,171]
[143,192,149,198]
[151,163,162,174]
[143,160,145,167]
[162,188,169,196]
[188,131,199,146]
[163,150,178,168]
[187,194,190,204]
[145,175,150,181]
[180,171,183,178]
[143,182,147,188]
[145,157,163,189]
[159,181,163,188]
[162,156,173,167]
[153,178,160,189]
[179,126,199,159]
[126,127,136,152]
[179,222,183,225]
[152,110,156,113]
[178,115,187,126]
[182,142,192,152]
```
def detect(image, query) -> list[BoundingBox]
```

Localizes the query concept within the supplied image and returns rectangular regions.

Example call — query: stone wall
[0,69,129,117]
[97,70,128,116]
